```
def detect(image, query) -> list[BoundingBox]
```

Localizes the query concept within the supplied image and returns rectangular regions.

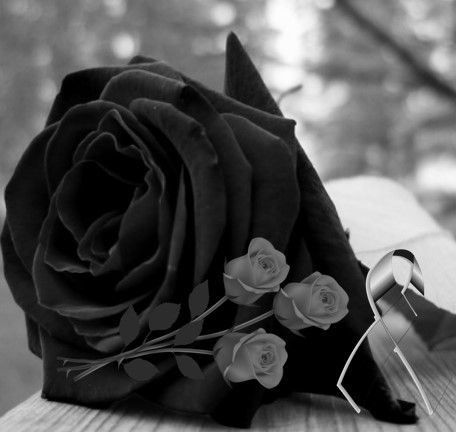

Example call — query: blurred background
[1,0,456,416]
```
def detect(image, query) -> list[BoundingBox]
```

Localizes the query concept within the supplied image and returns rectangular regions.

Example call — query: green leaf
[174,320,203,346]
[188,280,209,319]
[119,305,139,346]
[224,32,282,116]
[148,302,181,332]
[175,355,205,380]
[124,359,158,381]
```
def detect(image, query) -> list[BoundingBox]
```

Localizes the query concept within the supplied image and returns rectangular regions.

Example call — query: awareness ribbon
[336,249,433,415]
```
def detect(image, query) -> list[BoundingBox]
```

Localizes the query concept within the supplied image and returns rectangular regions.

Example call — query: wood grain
[1,311,454,432]
[326,176,456,314]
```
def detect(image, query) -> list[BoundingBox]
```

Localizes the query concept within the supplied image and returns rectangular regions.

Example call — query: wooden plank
[1,311,454,432]
[326,176,456,314]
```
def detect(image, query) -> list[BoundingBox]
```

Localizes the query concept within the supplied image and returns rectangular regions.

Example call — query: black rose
[1,33,416,427]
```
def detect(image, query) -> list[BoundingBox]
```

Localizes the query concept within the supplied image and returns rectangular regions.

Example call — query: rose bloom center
[254,252,278,275]
[259,347,276,368]
[319,288,336,310]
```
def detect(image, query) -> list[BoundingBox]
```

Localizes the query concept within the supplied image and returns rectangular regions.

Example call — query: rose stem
[60,309,275,377]
[59,348,213,381]
[196,310,274,341]
[60,348,214,371]
[57,341,173,365]
[58,296,229,366]
[137,309,275,355]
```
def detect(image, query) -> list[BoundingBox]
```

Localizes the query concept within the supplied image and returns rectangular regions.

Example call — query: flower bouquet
[1,32,417,428]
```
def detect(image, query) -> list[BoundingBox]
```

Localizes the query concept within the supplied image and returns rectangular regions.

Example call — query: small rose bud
[273,272,349,331]
[213,328,287,389]
[223,238,289,305]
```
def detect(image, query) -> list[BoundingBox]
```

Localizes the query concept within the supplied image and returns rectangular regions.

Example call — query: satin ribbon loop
[337,249,433,415]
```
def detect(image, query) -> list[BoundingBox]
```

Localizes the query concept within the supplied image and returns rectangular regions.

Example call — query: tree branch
[334,0,456,105]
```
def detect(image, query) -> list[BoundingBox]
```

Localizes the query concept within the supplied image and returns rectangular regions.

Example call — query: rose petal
[272,249,287,268]
[243,340,269,370]
[323,277,350,308]
[128,58,183,81]
[46,61,183,125]
[282,282,313,315]
[115,169,187,293]
[250,259,273,287]
[309,287,330,317]
[55,160,133,242]
[45,101,132,193]
[223,114,299,252]
[305,276,350,325]
[102,68,253,259]
[224,254,255,285]
[293,144,369,315]
[90,244,123,277]
[302,271,322,285]
[77,211,121,264]
[274,289,310,330]
[39,327,153,404]
[254,264,290,289]
[255,368,284,389]
[184,76,299,157]
[214,332,244,375]
[224,33,283,116]
[4,123,57,271]
[44,205,88,274]
[116,170,165,270]
[72,130,100,163]
[246,331,286,351]
[80,131,146,186]
[69,313,122,338]
[33,243,151,321]
[244,332,287,389]
[314,274,338,288]
[237,279,275,295]
[83,333,123,353]
[226,348,255,383]
[308,307,349,326]
[25,316,41,357]
[248,238,276,257]
[223,275,261,305]
[275,288,329,330]
[95,108,178,183]
[178,86,253,260]
[230,330,265,363]
[1,223,87,348]
[277,342,289,367]
[130,98,226,285]
[101,69,186,109]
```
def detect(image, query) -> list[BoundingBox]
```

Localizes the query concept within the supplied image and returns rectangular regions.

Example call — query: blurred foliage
[0,0,456,229]
[0,0,267,202]
[310,0,456,231]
